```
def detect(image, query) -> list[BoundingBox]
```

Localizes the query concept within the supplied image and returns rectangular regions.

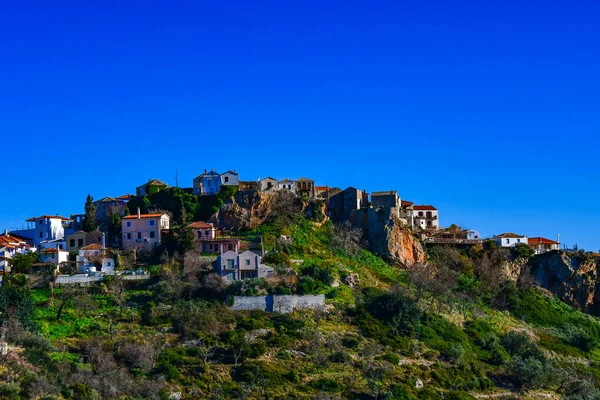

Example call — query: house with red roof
[528,237,560,254]
[189,221,218,241]
[0,231,34,274]
[121,208,170,251]
[409,205,440,231]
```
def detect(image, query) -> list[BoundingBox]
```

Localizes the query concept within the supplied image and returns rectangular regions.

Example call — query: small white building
[0,232,34,274]
[278,179,295,191]
[189,221,218,241]
[39,247,69,266]
[76,243,115,275]
[410,206,440,230]
[221,170,240,186]
[492,233,528,247]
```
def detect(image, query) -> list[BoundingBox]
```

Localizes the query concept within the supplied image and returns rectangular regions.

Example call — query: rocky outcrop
[210,190,277,230]
[528,251,599,315]
[356,208,425,265]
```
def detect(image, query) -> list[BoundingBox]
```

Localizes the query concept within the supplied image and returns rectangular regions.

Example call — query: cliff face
[527,251,599,315]
[356,208,426,266]
[211,190,277,230]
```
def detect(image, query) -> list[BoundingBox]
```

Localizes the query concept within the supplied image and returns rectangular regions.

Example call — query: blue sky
[1,1,598,250]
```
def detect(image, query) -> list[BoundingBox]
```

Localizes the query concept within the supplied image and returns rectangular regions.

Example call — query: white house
[528,237,560,254]
[492,233,528,247]
[467,230,481,240]
[278,179,295,191]
[221,170,240,186]
[410,206,440,230]
[217,250,274,281]
[39,246,69,266]
[12,215,72,246]
[76,243,115,275]
[193,169,222,195]
[0,232,34,274]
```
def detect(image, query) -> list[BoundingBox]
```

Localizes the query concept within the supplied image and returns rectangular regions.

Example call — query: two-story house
[216,250,274,281]
[65,230,103,252]
[39,246,69,266]
[411,205,440,230]
[193,169,222,195]
[492,233,528,247]
[189,221,217,241]
[121,209,170,251]
[295,178,315,198]
[11,215,72,246]
[278,179,295,191]
[258,177,278,192]
[528,237,560,254]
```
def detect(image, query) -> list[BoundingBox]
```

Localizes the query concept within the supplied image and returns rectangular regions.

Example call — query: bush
[381,353,400,365]
[300,262,335,286]
[363,289,422,338]
[511,243,535,259]
[263,251,292,268]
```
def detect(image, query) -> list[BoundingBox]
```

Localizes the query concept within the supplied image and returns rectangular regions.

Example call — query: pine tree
[83,194,98,232]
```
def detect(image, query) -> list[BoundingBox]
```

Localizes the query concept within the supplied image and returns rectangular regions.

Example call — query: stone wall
[230,294,325,313]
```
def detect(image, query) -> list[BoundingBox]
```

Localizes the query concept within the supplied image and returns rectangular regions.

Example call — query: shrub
[363,289,422,338]
[381,353,400,365]
[300,262,335,286]
[263,251,292,268]
[511,243,535,259]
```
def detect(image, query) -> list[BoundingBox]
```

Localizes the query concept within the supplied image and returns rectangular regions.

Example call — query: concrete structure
[12,215,72,246]
[492,233,528,247]
[230,294,326,313]
[295,177,315,198]
[371,191,400,218]
[76,240,115,275]
[258,177,278,192]
[314,186,331,200]
[198,238,240,254]
[467,229,481,240]
[216,250,274,281]
[528,237,560,254]
[221,170,239,186]
[65,230,103,252]
[122,209,170,251]
[136,179,168,197]
[193,169,222,195]
[239,181,258,191]
[278,179,295,191]
[411,205,439,231]
[328,187,366,223]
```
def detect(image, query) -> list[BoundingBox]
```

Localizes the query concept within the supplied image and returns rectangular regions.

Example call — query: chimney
[101,233,106,249]
[137,208,141,219]
[3,229,7,236]
[557,234,560,245]
[204,168,207,174]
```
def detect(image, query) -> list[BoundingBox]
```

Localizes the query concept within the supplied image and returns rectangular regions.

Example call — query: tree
[83,195,98,232]
[511,243,535,259]
[8,252,40,274]
[329,221,364,257]
[107,212,122,247]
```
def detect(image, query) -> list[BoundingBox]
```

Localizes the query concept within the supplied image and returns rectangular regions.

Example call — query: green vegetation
[2,206,600,399]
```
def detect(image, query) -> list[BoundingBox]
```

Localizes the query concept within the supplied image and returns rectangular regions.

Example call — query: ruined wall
[230,294,325,313]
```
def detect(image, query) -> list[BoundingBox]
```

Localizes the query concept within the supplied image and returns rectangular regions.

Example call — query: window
[39,232,43,238]
[506,239,509,244]
[127,233,132,240]
[150,231,155,239]
[227,259,235,269]
[198,232,202,239]
[245,259,251,266]
[78,239,84,247]
[137,232,142,239]
[224,176,229,183]
[39,219,43,224]
[70,239,75,247]
[517,239,521,243]
[149,220,155,226]
[107,261,112,266]
[228,243,232,250]
[126,221,132,228]
[59,244,64,250]
[426,211,432,218]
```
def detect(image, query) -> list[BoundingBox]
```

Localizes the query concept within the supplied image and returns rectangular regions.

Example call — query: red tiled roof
[41,248,57,253]
[528,237,559,245]
[116,194,134,200]
[26,215,72,222]
[189,221,214,229]
[413,205,437,211]
[80,243,103,250]
[314,186,329,191]
[401,200,414,207]
[122,214,166,219]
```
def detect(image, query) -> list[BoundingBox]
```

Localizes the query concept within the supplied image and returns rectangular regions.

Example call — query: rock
[169,393,182,400]
[0,342,7,356]
[415,379,424,389]
[331,279,340,288]
[344,273,360,288]
[528,251,599,315]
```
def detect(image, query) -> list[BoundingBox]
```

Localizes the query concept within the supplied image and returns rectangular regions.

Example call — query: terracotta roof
[314,186,329,191]
[122,214,166,219]
[528,237,559,245]
[493,233,526,239]
[80,243,103,250]
[26,215,72,222]
[0,232,33,242]
[401,200,414,207]
[116,194,134,200]
[189,221,214,229]
[413,205,437,211]
[41,248,57,253]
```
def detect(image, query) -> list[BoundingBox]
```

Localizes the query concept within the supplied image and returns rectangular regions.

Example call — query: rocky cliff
[210,190,279,230]
[527,251,599,315]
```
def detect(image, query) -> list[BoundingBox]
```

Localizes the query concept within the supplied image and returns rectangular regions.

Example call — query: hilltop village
[1,169,563,285]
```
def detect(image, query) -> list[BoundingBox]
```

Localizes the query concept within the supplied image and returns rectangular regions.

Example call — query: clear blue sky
[1,1,598,250]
